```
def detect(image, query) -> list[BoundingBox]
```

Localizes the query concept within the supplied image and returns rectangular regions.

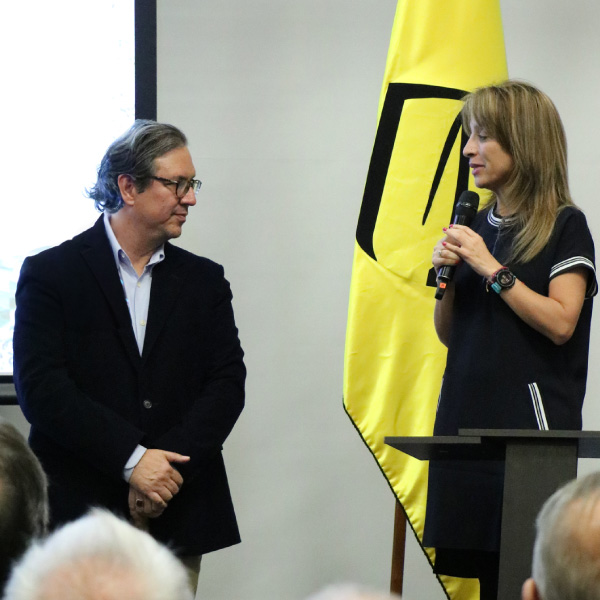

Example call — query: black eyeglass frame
[149,175,202,199]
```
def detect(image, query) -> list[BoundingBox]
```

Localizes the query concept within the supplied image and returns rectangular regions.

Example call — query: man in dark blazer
[12,120,245,581]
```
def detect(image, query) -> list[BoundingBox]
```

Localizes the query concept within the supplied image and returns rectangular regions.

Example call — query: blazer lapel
[142,244,187,361]
[79,218,141,367]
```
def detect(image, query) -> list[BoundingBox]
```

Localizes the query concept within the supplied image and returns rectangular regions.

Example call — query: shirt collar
[103,212,165,270]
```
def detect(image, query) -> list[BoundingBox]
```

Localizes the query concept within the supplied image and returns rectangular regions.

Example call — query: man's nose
[181,187,197,206]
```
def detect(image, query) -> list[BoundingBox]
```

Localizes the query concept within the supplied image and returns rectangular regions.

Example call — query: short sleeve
[549,207,597,298]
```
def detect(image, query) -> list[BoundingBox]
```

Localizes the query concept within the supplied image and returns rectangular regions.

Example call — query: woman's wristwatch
[487,267,516,294]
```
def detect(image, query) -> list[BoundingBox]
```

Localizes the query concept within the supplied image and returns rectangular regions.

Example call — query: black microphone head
[437,190,480,297]
[454,190,480,222]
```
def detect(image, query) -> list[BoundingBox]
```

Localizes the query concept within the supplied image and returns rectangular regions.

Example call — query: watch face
[497,269,514,286]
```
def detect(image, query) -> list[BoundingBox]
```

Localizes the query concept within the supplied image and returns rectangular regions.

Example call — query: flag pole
[390,499,406,595]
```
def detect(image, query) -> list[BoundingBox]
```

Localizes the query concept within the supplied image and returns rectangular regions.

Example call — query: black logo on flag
[356,83,471,264]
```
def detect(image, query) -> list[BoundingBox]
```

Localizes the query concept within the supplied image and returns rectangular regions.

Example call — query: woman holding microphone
[423,80,597,599]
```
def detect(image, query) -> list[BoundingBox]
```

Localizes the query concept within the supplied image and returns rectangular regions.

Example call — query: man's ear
[117,174,137,206]
[522,578,541,600]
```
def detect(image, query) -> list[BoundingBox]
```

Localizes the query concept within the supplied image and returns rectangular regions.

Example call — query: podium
[385,429,600,600]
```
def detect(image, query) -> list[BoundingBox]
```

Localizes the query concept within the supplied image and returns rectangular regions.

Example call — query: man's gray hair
[532,472,600,600]
[0,419,48,592]
[87,119,188,213]
[3,509,193,600]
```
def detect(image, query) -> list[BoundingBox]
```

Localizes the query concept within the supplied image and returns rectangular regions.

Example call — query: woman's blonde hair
[462,80,575,263]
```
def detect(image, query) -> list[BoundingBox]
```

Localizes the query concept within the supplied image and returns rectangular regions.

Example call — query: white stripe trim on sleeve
[528,382,549,430]
[550,256,597,297]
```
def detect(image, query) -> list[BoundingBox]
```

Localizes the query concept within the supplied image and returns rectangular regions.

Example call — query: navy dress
[423,205,597,569]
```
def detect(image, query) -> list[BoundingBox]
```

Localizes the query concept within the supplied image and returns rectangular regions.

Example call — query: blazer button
[143,399,153,409]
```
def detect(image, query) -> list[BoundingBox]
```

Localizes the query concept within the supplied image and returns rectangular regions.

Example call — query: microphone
[434,191,480,300]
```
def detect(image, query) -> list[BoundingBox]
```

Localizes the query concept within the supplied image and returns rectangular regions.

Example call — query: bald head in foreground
[523,472,600,600]
[3,510,193,600]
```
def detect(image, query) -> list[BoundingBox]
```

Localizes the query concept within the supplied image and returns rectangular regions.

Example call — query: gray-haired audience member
[0,418,48,593]
[306,583,401,600]
[522,472,600,600]
[3,509,193,600]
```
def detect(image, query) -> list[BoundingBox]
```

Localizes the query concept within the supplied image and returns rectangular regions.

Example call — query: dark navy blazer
[13,216,246,556]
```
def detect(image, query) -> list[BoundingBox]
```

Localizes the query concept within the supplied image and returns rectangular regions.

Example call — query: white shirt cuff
[123,445,147,482]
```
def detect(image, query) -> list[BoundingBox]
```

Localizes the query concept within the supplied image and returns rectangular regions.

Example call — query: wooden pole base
[390,499,406,595]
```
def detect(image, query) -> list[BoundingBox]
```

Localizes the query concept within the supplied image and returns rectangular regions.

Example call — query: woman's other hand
[442,224,502,279]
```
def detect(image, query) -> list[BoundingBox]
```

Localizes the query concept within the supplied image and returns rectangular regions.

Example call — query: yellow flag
[343,2,507,599]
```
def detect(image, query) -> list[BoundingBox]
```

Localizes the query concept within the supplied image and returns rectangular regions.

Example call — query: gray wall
[157,2,402,598]
[3,2,600,599]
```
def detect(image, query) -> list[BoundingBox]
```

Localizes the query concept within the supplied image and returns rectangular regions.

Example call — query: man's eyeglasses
[150,176,202,199]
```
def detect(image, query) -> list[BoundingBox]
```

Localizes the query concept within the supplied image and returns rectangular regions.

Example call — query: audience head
[523,472,600,600]
[0,418,48,592]
[3,509,193,600]
[306,583,401,600]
